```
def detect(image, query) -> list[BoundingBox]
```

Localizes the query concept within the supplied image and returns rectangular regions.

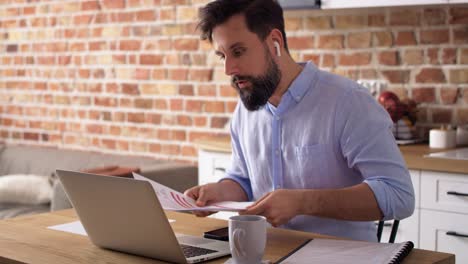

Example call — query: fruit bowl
[392,117,417,140]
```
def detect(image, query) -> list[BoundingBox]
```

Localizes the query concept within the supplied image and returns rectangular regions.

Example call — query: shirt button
[296,96,300,101]
[276,117,280,121]
[276,185,281,189]
[275,150,279,155]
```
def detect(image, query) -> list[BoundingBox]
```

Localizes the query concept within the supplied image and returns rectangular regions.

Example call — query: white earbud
[274,41,281,57]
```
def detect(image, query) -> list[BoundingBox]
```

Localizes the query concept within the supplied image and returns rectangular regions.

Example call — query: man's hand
[184,183,223,217]
[184,180,248,217]
[241,189,304,227]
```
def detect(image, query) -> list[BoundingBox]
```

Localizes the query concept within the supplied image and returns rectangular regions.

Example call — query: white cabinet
[421,171,468,214]
[198,149,231,186]
[411,169,421,210]
[419,171,468,263]
[420,210,468,262]
[321,0,448,9]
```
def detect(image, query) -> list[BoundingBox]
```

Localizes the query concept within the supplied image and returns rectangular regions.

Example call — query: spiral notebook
[276,238,414,264]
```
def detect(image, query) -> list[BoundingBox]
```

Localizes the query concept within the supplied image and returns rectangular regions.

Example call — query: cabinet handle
[446,231,468,238]
[447,191,468,197]
[214,167,226,173]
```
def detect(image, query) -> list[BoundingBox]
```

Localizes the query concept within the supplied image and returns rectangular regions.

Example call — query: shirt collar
[265,61,318,113]
[287,61,319,103]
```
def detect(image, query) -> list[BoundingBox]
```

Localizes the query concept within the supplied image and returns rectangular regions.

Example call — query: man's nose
[224,57,239,77]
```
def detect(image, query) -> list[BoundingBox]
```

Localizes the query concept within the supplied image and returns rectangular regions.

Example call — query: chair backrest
[376,220,400,243]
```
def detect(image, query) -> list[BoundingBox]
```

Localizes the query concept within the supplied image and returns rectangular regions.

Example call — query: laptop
[55,169,231,264]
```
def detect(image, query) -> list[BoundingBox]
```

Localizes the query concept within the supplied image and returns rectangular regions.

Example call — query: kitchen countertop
[194,136,468,175]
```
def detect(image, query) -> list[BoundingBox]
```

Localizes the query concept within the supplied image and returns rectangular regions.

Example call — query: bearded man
[185,0,414,242]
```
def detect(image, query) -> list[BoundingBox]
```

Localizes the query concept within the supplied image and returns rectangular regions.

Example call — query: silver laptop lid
[56,169,188,264]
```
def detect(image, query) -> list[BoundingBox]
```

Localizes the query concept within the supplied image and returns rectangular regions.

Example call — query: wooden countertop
[194,136,468,175]
[399,144,468,174]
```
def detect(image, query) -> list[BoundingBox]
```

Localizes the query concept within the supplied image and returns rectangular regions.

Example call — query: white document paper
[133,173,253,212]
[48,221,87,236]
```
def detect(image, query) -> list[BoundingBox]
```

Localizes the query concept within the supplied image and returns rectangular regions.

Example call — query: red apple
[378,91,403,122]
[378,91,400,106]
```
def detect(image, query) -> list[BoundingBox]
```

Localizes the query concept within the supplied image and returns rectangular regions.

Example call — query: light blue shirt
[222,61,415,241]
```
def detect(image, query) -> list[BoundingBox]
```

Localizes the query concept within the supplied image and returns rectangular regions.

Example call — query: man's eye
[233,49,244,57]
[218,55,225,61]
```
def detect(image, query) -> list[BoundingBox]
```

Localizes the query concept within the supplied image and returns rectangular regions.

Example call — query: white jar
[429,129,457,149]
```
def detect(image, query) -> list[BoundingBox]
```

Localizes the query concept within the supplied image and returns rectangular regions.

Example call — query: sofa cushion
[0,174,52,204]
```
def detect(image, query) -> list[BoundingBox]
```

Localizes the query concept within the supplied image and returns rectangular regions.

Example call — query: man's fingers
[195,187,210,206]
[245,192,271,210]
[184,185,211,206]
[242,198,267,215]
[243,204,264,215]
[184,186,200,200]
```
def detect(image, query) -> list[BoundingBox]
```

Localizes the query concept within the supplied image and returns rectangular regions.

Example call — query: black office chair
[376,220,400,243]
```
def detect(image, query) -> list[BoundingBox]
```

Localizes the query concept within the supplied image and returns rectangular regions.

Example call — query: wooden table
[0,210,455,264]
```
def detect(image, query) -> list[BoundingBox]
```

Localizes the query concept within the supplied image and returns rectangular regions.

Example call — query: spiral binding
[389,241,414,264]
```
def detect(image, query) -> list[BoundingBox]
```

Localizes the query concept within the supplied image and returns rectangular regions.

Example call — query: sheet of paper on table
[48,221,87,236]
[133,173,253,212]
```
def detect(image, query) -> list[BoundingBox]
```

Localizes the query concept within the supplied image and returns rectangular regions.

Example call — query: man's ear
[269,29,284,57]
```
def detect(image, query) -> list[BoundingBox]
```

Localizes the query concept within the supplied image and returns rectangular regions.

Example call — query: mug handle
[233,228,246,258]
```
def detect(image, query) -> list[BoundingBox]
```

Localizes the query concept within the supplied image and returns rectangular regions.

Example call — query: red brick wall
[0,1,467,162]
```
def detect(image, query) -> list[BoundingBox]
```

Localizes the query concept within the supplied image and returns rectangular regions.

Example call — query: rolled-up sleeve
[219,104,253,201]
[337,87,415,220]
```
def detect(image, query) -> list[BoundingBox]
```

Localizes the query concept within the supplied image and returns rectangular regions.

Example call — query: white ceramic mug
[229,215,267,264]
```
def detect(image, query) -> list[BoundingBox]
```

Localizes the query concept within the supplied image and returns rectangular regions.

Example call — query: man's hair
[198,0,289,52]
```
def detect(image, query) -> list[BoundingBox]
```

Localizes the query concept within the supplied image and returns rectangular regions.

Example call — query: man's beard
[231,48,281,111]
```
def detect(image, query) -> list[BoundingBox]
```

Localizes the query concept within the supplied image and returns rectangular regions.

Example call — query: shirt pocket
[294,144,328,182]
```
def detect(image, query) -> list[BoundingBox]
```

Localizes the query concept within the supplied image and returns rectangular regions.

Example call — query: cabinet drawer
[421,171,468,214]
[420,209,468,263]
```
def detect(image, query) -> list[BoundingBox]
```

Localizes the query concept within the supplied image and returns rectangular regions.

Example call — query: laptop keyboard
[180,244,218,258]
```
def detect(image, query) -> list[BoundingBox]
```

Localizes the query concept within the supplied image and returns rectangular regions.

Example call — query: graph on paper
[133,173,253,212]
